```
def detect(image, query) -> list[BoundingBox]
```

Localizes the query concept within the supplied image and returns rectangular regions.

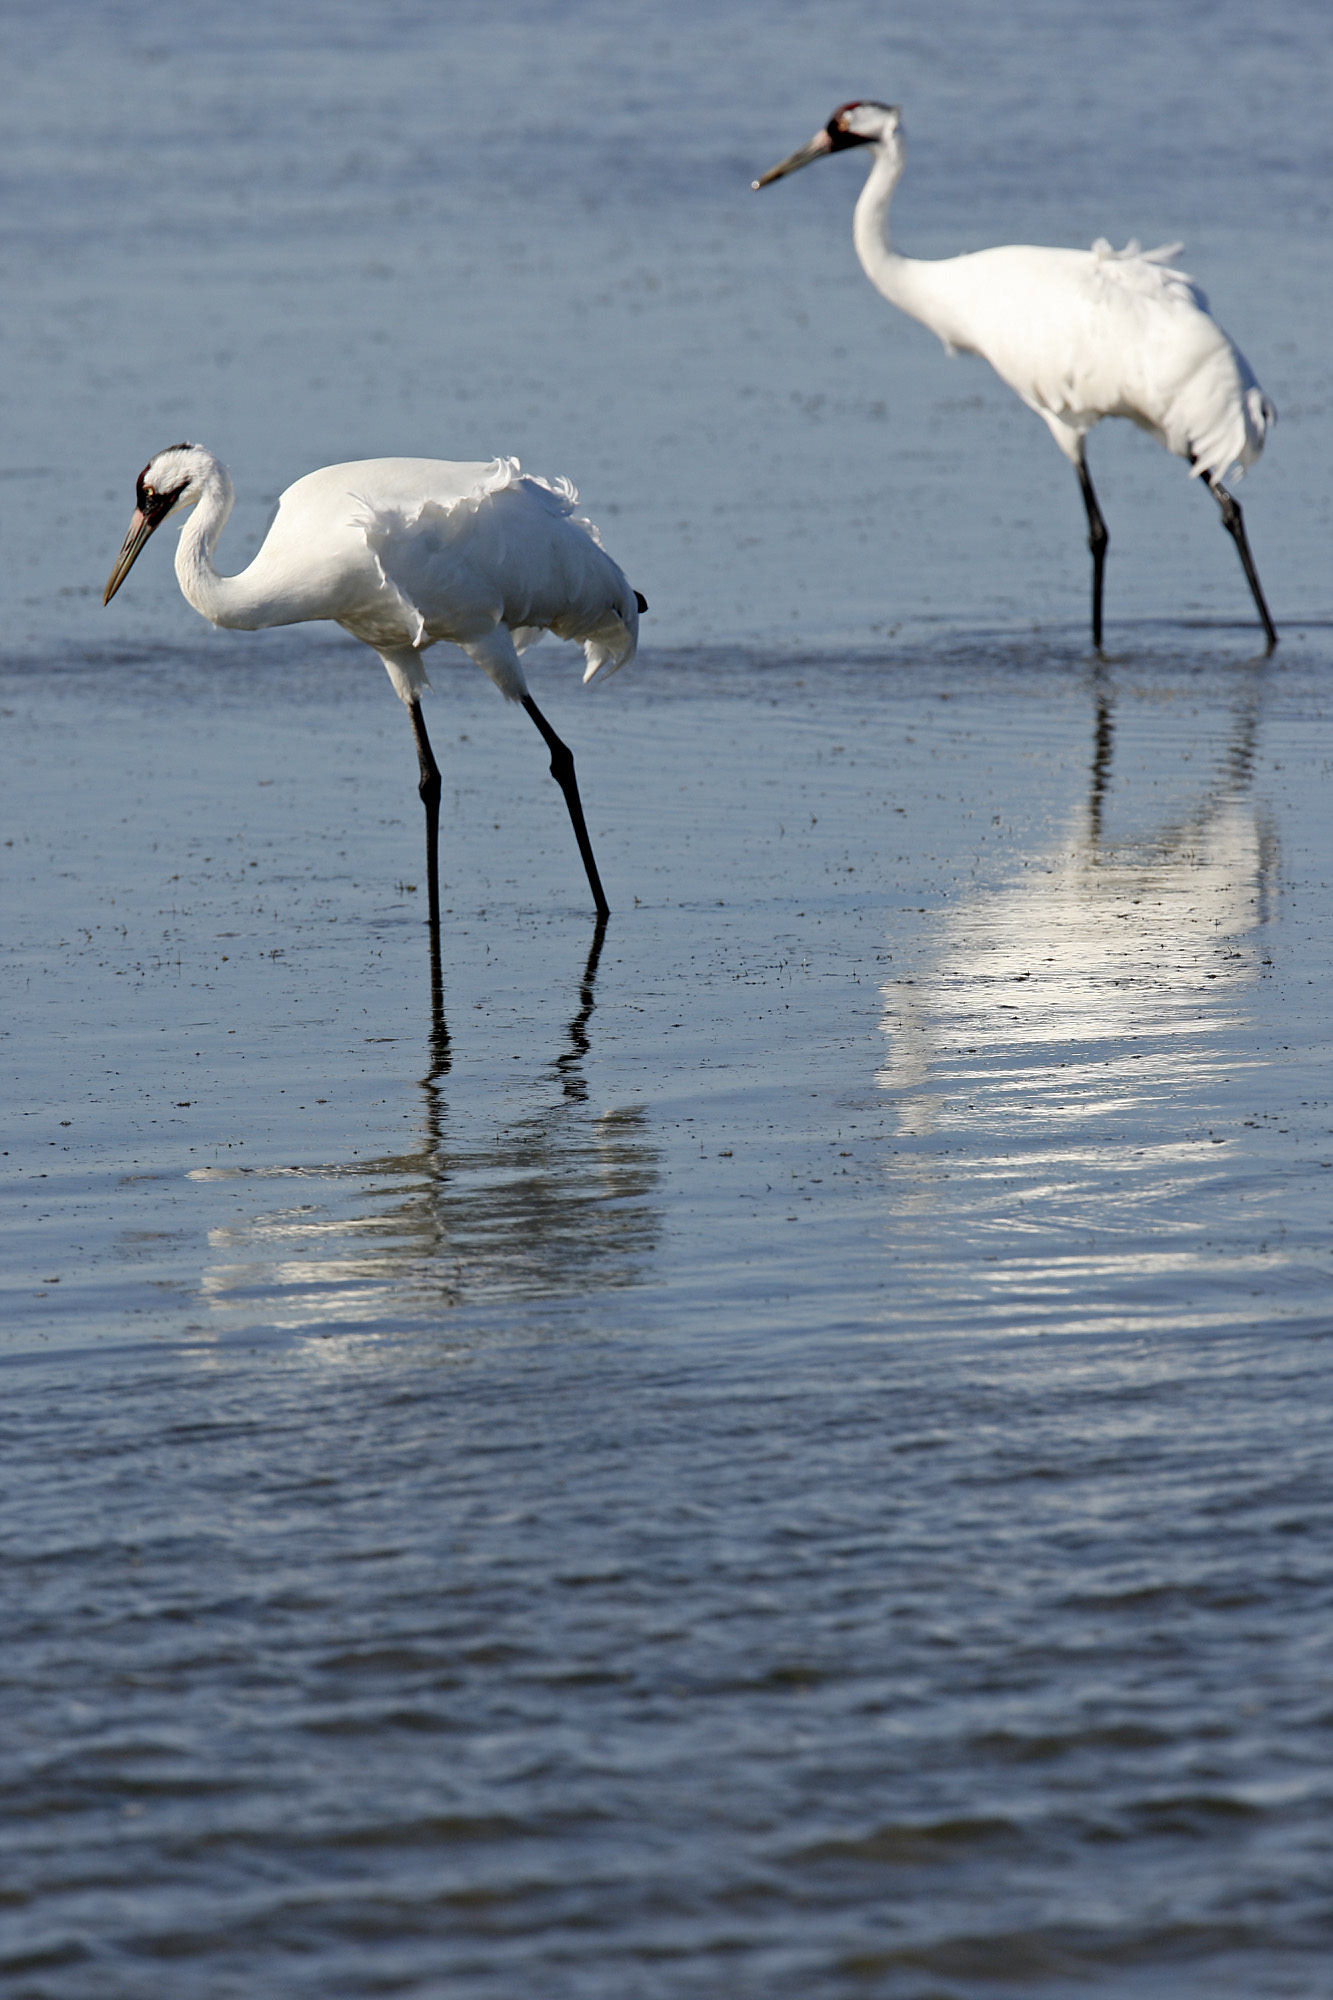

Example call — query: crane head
[103,443,205,604]
[752,101,901,190]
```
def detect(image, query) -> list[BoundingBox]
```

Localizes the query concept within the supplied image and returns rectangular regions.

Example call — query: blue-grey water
[4,3,1333,1995]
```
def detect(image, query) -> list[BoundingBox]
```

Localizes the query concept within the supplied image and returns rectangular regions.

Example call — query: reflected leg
[1088,675,1114,848]
[521,694,610,919]
[426,923,451,1080]
[1210,480,1277,653]
[556,911,609,1097]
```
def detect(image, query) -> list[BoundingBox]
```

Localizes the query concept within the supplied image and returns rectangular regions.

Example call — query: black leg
[1076,453,1109,651]
[1210,481,1277,653]
[521,695,610,919]
[408,699,442,936]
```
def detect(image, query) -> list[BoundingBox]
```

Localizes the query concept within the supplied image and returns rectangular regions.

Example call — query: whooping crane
[104,444,647,928]
[755,101,1277,651]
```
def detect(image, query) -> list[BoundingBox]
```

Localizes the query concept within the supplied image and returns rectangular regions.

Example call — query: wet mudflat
[4,630,1333,1997]
[10,634,1332,1355]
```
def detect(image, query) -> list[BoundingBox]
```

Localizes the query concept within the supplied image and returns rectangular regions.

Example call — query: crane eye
[139,480,186,520]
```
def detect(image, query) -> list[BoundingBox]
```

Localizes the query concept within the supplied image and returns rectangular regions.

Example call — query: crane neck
[172,459,251,626]
[851,140,907,288]
[850,137,955,335]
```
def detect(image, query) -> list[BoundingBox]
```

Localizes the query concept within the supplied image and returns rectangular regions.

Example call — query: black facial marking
[135,442,195,516]
[825,107,874,152]
[825,100,894,152]
[135,477,189,524]
[135,444,194,511]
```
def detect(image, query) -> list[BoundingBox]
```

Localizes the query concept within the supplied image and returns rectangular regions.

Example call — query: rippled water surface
[4,2,1333,1995]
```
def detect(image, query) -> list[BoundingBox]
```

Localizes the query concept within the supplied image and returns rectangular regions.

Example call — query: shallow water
[5,1,1333,1995]
[6,635,1333,1996]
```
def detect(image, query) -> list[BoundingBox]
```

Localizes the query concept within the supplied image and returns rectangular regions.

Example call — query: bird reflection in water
[552,914,607,1102]
[426,921,451,1083]
[192,919,658,1333]
[878,662,1277,1148]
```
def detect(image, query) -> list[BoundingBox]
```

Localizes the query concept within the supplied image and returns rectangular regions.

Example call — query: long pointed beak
[103,508,157,605]
[752,127,834,190]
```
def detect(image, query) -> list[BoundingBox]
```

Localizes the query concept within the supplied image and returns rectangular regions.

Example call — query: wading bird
[754,101,1276,651]
[104,444,646,927]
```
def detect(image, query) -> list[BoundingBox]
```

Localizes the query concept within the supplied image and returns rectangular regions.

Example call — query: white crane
[104,444,647,928]
[754,101,1277,651]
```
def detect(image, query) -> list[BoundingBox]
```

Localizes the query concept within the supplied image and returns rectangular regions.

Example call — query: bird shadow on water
[192,916,658,1338]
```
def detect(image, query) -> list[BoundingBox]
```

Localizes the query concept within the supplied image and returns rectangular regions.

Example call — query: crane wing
[1087,237,1206,312]
[351,459,639,682]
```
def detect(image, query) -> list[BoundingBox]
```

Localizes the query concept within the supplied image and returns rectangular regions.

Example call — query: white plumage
[755,100,1276,650]
[104,444,646,927]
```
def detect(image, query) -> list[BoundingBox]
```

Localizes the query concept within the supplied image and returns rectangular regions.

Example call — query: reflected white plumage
[755,101,1277,650]
[104,444,647,925]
